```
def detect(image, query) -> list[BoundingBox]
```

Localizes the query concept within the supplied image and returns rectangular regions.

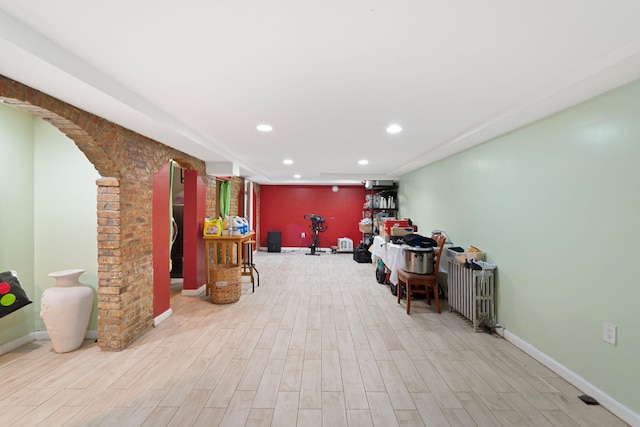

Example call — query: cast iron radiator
[447,260,496,331]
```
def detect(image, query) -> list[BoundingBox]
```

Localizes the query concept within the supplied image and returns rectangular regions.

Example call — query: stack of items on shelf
[361,181,398,240]
[358,217,419,240]
[203,216,250,237]
[379,218,417,241]
[363,192,397,210]
[358,218,373,234]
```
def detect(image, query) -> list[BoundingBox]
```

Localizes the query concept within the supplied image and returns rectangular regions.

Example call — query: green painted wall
[33,119,99,332]
[399,80,640,414]
[0,103,35,343]
[0,104,99,348]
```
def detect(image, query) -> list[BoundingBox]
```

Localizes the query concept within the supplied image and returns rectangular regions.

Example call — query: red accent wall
[259,185,364,249]
[152,163,171,317]
[183,170,206,290]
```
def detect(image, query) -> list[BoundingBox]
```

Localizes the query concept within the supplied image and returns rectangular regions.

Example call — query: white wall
[0,103,100,349]
[400,80,640,417]
[33,119,100,332]
[0,104,35,344]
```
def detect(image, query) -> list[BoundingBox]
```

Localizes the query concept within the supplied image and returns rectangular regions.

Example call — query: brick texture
[1,75,219,351]
[229,176,243,216]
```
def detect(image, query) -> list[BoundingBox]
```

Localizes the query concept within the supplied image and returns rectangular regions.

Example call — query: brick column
[206,175,217,218]
[229,176,243,216]
[96,177,124,350]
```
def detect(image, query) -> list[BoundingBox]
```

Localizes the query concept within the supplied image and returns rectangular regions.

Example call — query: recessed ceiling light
[293,174,301,179]
[283,159,293,165]
[257,124,273,132]
[386,124,402,134]
[358,159,369,165]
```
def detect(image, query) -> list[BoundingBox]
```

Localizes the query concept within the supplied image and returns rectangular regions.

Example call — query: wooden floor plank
[272,391,299,426]
[322,391,348,427]
[347,409,373,427]
[299,359,322,409]
[367,391,400,427]
[341,358,369,410]
[0,250,628,427]
[410,392,452,427]
[245,408,274,427]
[298,409,323,427]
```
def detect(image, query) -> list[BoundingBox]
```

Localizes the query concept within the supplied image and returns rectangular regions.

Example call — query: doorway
[171,163,184,279]
[152,160,207,323]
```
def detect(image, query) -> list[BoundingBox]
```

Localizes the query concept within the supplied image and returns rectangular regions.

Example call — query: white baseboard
[1,329,99,355]
[182,284,205,297]
[0,333,35,355]
[153,308,172,327]
[34,329,98,341]
[503,329,639,427]
[258,247,331,253]
[34,330,49,341]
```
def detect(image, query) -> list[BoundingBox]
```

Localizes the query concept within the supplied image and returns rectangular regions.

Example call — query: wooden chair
[396,233,446,314]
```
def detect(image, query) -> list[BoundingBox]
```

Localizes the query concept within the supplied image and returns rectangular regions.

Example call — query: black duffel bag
[402,233,438,248]
[353,244,371,263]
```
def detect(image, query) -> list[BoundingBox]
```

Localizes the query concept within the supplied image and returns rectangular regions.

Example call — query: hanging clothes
[220,180,230,217]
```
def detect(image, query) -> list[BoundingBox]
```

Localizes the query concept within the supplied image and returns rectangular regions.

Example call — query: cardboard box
[447,247,485,264]
[359,223,372,233]
[391,226,413,236]
[383,219,410,235]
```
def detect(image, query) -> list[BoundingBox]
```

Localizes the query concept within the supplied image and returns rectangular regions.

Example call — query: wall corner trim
[153,308,173,327]
[503,329,639,426]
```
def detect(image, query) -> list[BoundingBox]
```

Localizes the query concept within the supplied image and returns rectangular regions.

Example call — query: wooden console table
[204,231,255,296]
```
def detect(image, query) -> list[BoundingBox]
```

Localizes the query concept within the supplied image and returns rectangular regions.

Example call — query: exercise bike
[304,214,326,255]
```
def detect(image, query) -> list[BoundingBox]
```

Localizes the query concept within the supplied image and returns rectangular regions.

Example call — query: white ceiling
[1,1,640,185]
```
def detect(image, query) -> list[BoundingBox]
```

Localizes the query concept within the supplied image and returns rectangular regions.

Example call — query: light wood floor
[0,250,628,426]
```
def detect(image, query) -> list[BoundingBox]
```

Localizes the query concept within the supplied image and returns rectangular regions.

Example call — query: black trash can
[268,230,281,253]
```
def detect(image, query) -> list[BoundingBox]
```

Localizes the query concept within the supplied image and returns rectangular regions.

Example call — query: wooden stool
[242,239,259,292]
[396,268,441,315]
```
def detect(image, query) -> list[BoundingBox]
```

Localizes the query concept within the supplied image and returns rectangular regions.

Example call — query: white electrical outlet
[301,232,305,238]
[603,322,617,346]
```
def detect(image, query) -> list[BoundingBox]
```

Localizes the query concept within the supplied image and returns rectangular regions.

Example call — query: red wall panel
[259,185,364,249]
[152,163,171,317]
[183,170,206,290]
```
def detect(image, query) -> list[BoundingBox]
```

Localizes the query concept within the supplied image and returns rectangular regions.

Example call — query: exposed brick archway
[1,75,216,350]
[0,101,121,179]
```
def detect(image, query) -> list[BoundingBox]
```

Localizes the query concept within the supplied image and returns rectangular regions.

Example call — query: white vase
[41,269,93,353]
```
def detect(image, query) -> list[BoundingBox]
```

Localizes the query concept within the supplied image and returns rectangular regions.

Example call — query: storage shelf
[361,182,398,241]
